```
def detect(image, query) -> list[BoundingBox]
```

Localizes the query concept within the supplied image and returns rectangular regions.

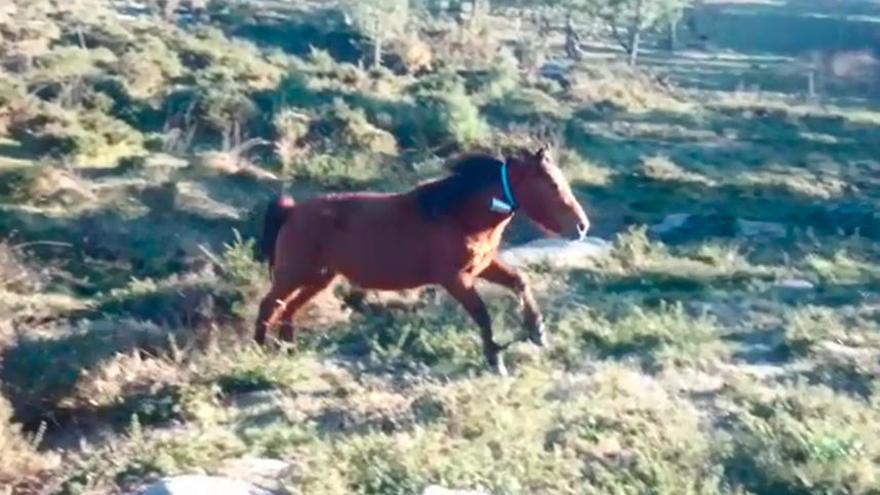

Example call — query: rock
[229,390,288,429]
[539,60,571,79]
[816,341,880,362]
[143,153,190,170]
[648,213,741,240]
[649,213,692,236]
[173,181,242,220]
[539,61,571,86]
[423,485,489,495]
[498,237,611,269]
[219,457,296,485]
[230,390,283,410]
[773,278,815,291]
[138,475,272,495]
[735,219,786,238]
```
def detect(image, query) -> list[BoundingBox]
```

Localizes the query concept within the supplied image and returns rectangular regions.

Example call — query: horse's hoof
[485,348,508,377]
[528,320,548,347]
[490,356,508,377]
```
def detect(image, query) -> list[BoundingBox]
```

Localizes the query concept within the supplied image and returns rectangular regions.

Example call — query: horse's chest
[461,226,506,274]
[465,241,495,268]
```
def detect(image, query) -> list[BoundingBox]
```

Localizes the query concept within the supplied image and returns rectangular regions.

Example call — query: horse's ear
[533,144,553,163]
[534,145,548,159]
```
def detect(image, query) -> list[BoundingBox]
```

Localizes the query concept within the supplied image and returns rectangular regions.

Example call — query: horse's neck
[453,191,514,239]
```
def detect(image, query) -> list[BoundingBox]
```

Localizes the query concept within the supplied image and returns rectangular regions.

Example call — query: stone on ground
[499,237,611,268]
[423,485,489,495]
[137,475,272,495]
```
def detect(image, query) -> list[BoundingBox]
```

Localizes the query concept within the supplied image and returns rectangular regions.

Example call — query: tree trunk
[628,0,645,66]
[373,34,383,67]
[565,15,582,60]
[628,30,641,65]
[666,17,678,51]
[468,0,486,28]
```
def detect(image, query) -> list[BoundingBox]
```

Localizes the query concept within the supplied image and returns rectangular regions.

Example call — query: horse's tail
[260,195,295,268]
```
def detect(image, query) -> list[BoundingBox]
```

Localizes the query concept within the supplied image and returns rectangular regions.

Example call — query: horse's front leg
[442,276,507,376]
[478,258,546,347]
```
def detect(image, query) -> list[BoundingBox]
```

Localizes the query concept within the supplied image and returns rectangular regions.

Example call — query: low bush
[403,70,488,148]
[0,391,50,485]
[319,99,398,156]
[722,382,880,495]
[8,102,143,165]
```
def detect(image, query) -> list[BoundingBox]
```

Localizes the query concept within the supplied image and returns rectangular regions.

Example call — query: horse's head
[509,146,590,240]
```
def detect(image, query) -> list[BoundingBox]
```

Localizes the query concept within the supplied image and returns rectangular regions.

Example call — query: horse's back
[276,191,439,289]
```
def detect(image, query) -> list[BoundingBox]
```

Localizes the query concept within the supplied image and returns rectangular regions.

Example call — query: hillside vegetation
[2,0,880,494]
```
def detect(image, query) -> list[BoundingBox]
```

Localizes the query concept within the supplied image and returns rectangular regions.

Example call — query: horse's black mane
[415,153,506,220]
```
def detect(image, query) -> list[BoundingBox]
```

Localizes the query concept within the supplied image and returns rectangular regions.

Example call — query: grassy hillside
[2,0,880,494]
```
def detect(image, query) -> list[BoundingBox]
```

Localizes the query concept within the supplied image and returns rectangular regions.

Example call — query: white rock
[423,485,489,495]
[649,213,691,235]
[143,153,190,170]
[499,237,611,269]
[773,278,815,290]
[219,457,296,485]
[138,475,272,495]
[816,341,878,361]
[736,219,786,237]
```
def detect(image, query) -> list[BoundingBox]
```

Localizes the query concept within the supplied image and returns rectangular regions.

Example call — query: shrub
[165,73,259,149]
[513,37,547,77]
[486,86,567,127]
[389,33,433,74]
[291,362,723,495]
[116,35,185,100]
[0,317,186,424]
[592,301,726,369]
[0,166,96,207]
[780,305,880,357]
[338,308,484,373]
[29,46,117,90]
[435,22,500,70]
[0,241,46,294]
[0,391,49,485]
[806,250,880,286]
[476,48,520,101]
[321,98,398,156]
[99,273,220,327]
[169,26,282,90]
[291,151,385,186]
[547,364,725,495]
[273,107,312,171]
[62,419,247,493]
[639,155,714,185]
[405,70,488,147]
[567,64,686,113]
[0,78,25,133]
[212,230,266,322]
[8,102,143,165]
[722,382,880,495]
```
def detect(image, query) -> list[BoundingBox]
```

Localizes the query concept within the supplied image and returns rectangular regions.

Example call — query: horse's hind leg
[276,273,337,343]
[442,276,507,376]
[255,282,301,345]
[254,264,336,345]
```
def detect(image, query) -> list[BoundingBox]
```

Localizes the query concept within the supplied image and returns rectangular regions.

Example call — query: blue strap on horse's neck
[490,162,517,215]
[501,163,516,210]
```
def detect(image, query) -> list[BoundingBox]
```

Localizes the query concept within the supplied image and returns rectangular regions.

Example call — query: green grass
[3,0,880,493]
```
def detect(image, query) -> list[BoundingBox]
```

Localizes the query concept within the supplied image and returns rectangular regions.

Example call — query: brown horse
[255,146,590,375]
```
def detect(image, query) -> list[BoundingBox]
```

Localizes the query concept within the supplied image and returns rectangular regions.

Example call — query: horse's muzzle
[576,220,590,240]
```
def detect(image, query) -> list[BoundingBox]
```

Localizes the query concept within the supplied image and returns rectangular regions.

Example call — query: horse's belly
[330,237,431,290]
[338,262,431,290]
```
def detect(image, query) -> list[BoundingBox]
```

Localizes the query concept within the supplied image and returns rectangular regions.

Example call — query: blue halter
[489,162,517,215]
